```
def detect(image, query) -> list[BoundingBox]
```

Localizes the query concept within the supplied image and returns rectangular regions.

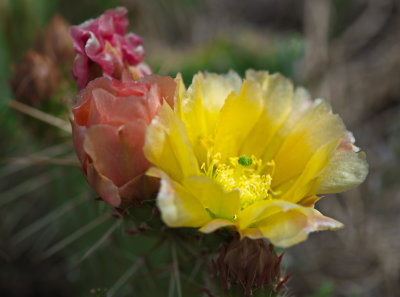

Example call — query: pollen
[202,152,274,209]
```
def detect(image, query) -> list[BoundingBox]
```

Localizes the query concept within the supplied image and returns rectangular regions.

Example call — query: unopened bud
[35,14,75,65]
[212,237,289,296]
[10,50,60,106]
[71,76,175,207]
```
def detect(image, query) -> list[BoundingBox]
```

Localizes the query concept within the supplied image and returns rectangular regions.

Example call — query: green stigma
[238,155,252,166]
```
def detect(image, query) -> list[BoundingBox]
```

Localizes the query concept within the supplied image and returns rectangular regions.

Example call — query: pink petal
[72,54,90,90]
[86,162,121,206]
[73,77,114,125]
[110,79,149,97]
[83,122,149,187]
[88,88,151,126]
[70,7,147,88]
[119,174,160,205]
[71,120,87,164]
[139,75,176,107]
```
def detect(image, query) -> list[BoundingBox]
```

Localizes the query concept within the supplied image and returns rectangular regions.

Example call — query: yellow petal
[183,176,240,220]
[197,71,242,112]
[238,199,342,247]
[272,100,346,186]
[241,72,293,157]
[277,137,341,203]
[298,195,322,207]
[245,70,270,89]
[177,72,242,163]
[146,166,162,178]
[256,207,343,248]
[214,80,264,161]
[144,102,199,182]
[313,149,368,194]
[260,86,313,162]
[239,199,299,229]
[156,173,210,227]
[199,219,236,233]
[173,73,186,119]
[239,228,263,239]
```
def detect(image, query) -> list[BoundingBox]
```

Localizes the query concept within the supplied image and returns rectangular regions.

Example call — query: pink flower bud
[70,7,151,89]
[71,75,176,206]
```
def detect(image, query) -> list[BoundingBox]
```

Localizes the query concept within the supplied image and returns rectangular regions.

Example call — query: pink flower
[71,75,176,206]
[70,7,151,90]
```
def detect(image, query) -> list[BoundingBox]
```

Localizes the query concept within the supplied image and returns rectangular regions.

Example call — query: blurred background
[1,0,399,296]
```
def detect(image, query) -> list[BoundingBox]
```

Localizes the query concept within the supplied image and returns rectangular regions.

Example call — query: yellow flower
[144,71,368,247]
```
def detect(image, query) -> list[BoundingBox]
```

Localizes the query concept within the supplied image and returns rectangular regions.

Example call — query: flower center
[201,152,274,209]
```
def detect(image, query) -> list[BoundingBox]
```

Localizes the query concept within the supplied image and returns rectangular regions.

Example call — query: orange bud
[72,75,176,207]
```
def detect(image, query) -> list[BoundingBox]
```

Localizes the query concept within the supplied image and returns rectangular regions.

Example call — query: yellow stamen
[202,152,273,209]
